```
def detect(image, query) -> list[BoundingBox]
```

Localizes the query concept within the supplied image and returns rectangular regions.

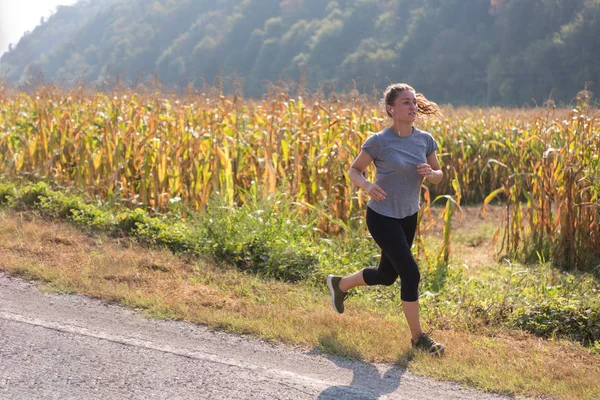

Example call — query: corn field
[0,84,598,271]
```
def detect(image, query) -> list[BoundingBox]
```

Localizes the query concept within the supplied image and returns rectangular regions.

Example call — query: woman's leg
[365,209,423,340]
[396,212,422,342]
[338,268,367,292]
[340,247,400,292]
[402,300,422,343]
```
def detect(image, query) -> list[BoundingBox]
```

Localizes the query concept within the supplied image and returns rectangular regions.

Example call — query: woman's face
[389,90,418,123]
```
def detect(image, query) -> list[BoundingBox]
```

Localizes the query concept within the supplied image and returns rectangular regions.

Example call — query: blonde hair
[380,83,440,118]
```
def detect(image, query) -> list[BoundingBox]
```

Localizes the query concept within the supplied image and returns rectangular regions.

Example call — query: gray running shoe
[327,275,348,314]
[411,329,445,356]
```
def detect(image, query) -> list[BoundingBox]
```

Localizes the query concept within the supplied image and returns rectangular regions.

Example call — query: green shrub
[198,188,321,282]
[0,181,16,204]
[511,297,600,346]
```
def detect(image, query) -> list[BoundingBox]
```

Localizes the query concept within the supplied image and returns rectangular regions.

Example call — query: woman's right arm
[348,151,387,201]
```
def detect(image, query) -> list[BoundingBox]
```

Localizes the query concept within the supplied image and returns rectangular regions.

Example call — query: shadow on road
[314,332,412,399]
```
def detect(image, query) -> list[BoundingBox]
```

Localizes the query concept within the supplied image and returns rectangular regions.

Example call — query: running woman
[327,83,445,356]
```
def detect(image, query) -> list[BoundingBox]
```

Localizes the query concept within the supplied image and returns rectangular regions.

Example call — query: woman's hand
[417,162,443,184]
[367,183,387,201]
[417,163,434,178]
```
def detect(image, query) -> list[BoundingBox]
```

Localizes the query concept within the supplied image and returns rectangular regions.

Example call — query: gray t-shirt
[360,126,439,219]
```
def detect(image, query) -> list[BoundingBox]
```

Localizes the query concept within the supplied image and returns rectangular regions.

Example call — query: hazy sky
[0,0,79,55]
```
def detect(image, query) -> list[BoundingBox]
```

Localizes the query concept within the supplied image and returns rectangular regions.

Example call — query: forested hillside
[1,0,598,105]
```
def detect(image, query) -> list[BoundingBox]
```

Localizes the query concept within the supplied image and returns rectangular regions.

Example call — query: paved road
[0,272,514,399]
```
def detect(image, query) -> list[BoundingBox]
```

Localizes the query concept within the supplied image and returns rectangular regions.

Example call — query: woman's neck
[390,123,413,137]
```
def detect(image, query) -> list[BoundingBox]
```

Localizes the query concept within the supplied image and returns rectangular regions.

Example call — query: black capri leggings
[363,206,420,302]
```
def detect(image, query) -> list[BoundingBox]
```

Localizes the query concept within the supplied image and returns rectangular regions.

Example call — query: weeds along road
[0,272,514,400]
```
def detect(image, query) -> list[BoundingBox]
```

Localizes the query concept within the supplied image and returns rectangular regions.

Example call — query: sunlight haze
[0,0,79,55]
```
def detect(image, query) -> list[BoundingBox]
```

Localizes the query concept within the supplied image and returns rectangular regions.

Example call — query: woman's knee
[412,267,421,285]
[400,285,419,302]
[379,275,397,286]
[400,266,420,301]
[363,267,397,286]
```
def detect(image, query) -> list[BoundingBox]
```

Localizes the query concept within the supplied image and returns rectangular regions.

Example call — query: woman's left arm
[417,151,443,184]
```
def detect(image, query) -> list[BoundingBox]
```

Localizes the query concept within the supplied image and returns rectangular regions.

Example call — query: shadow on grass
[314,332,414,399]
